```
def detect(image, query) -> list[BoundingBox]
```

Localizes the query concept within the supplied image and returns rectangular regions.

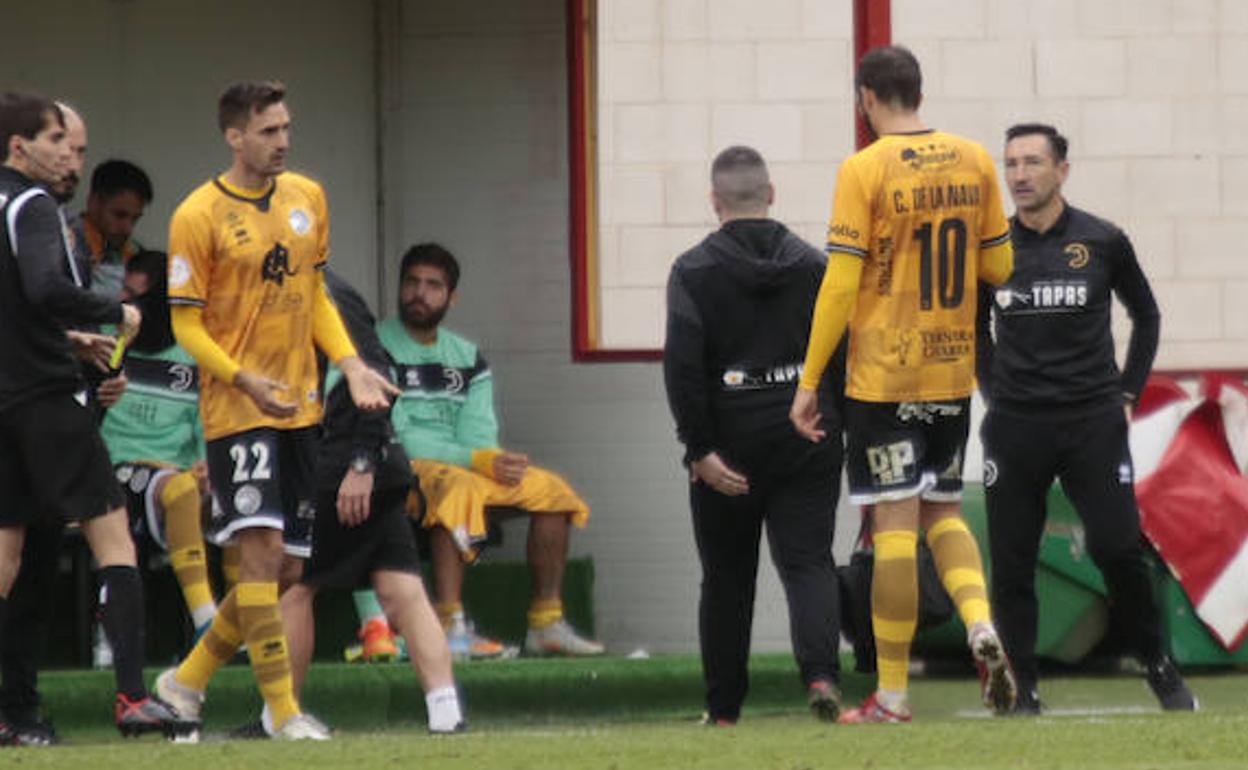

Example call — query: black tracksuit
[976,204,1164,691]
[664,218,845,721]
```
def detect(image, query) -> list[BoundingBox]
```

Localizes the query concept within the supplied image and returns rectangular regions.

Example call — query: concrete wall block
[616,225,707,287]
[1221,281,1248,339]
[801,0,853,39]
[1081,100,1173,156]
[662,42,711,101]
[986,0,1081,39]
[989,99,1084,153]
[893,0,988,40]
[920,99,1000,151]
[1172,97,1223,155]
[1176,220,1248,278]
[1154,340,1248,370]
[599,286,666,348]
[1152,281,1222,342]
[770,162,838,224]
[1128,157,1219,217]
[1220,39,1248,95]
[1221,157,1248,215]
[597,224,621,286]
[1036,39,1126,97]
[709,43,758,100]
[605,166,666,225]
[1223,96,1248,152]
[1077,0,1171,37]
[707,0,802,41]
[663,0,709,41]
[901,39,945,97]
[664,163,718,226]
[601,42,663,102]
[1127,37,1218,97]
[1172,0,1220,34]
[942,40,1034,98]
[712,103,804,161]
[616,103,710,163]
[1224,0,1248,33]
[606,0,660,41]
[757,40,851,101]
[801,102,855,161]
[1063,159,1130,223]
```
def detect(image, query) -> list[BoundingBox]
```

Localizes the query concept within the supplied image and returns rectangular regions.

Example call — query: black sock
[98,566,146,700]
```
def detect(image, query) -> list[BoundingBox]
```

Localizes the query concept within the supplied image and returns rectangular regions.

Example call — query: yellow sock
[927,517,991,628]
[527,599,563,629]
[176,592,241,692]
[872,529,919,694]
[436,602,463,629]
[237,581,300,729]
[221,544,241,594]
[161,471,215,623]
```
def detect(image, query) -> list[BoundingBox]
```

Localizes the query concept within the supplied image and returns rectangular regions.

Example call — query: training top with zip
[0,167,123,412]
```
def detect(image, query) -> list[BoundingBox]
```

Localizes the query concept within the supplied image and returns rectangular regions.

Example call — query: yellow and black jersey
[825,130,1011,402]
[167,172,329,440]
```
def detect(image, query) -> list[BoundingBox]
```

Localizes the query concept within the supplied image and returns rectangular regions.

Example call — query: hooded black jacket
[664,219,845,479]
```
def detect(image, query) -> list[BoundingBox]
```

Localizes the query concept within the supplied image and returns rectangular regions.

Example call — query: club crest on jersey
[170,364,195,392]
[234,484,262,516]
[288,208,312,236]
[1064,242,1090,269]
[442,367,466,394]
[260,242,299,286]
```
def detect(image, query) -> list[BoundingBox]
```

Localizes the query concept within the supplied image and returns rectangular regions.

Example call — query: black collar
[1011,202,1072,240]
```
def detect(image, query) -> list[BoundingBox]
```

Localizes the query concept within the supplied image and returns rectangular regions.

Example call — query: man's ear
[224,126,243,151]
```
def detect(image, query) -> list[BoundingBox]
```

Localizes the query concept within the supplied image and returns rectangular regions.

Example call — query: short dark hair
[90,159,153,203]
[711,145,771,211]
[218,80,286,132]
[1005,123,1069,162]
[125,249,167,291]
[400,242,460,292]
[855,46,922,110]
[0,91,63,163]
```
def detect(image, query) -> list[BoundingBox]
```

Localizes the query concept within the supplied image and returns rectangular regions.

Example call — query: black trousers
[983,406,1164,690]
[691,465,841,721]
[0,521,64,724]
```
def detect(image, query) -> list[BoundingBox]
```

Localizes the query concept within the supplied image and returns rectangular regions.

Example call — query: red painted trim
[853,0,892,150]
[568,0,594,361]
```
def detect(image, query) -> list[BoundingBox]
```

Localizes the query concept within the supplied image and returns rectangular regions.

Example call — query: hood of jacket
[702,218,814,293]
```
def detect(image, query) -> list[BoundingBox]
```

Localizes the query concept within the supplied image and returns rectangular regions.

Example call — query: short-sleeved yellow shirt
[825,130,1011,402]
[167,172,329,440]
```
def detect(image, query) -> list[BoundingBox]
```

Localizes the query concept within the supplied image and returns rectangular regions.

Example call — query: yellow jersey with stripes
[821,130,1011,402]
[167,172,329,440]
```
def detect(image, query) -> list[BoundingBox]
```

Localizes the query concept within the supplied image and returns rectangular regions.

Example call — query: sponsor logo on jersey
[1117,462,1133,485]
[900,144,961,172]
[1064,242,1090,269]
[828,222,861,241]
[1029,280,1088,309]
[129,466,151,494]
[260,242,298,286]
[896,401,963,424]
[721,363,803,390]
[995,288,1033,309]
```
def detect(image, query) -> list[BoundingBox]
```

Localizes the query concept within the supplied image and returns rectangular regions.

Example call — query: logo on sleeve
[169,255,192,289]
[288,208,312,236]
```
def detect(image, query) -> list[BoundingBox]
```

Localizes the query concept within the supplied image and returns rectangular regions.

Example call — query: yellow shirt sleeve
[311,271,358,364]
[167,198,213,306]
[977,147,1014,286]
[798,253,863,390]
[171,305,241,385]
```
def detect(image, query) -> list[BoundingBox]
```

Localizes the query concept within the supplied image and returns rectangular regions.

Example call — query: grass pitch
[9,655,1248,769]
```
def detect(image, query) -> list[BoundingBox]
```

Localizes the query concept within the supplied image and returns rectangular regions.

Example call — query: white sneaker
[968,622,1017,714]
[524,619,605,656]
[273,713,331,741]
[154,668,204,723]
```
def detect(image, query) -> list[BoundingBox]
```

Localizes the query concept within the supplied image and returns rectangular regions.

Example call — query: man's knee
[235,528,286,581]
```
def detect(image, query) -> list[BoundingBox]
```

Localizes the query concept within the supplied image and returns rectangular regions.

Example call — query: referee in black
[663,146,845,725]
[977,123,1194,714]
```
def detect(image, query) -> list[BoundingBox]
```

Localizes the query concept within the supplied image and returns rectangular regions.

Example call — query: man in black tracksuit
[664,146,845,725]
[977,123,1194,714]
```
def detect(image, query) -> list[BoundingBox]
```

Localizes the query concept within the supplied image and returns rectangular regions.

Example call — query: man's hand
[337,468,374,527]
[234,370,298,418]
[789,387,826,443]
[340,357,401,412]
[493,451,529,486]
[190,460,209,493]
[66,330,118,372]
[691,452,750,497]
[96,373,127,408]
[120,303,142,339]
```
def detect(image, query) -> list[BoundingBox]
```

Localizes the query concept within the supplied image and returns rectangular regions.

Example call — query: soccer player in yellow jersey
[790,46,1016,723]
[154,80,397,741]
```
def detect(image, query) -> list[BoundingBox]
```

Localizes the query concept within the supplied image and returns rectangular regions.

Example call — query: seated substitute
[350,243,602,661]
[100,251,218,637]
[278,271,463,736]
